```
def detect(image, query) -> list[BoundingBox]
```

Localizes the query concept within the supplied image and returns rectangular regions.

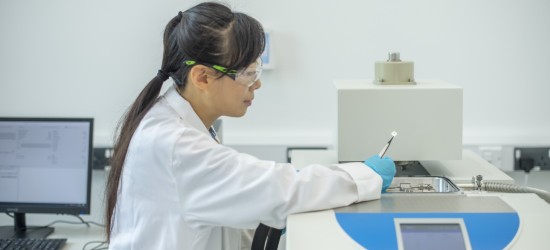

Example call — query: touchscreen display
[400,223,467,250]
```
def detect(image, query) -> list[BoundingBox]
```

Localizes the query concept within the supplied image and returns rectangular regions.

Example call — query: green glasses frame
[184,60,238,80]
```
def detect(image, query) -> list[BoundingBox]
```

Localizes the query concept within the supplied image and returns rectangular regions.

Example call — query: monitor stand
[0,213,53,239]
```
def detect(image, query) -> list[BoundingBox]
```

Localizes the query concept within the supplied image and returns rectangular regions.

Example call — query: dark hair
[105,2,265,241]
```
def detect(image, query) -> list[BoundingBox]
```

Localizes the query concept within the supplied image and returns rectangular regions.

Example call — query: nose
[250,79,261,90]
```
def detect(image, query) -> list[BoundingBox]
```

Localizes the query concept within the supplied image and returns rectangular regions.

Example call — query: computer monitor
[0,117,93,239]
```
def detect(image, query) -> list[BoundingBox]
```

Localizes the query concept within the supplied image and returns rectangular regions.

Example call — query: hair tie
[157,69,169,81]
[178,11,183,19]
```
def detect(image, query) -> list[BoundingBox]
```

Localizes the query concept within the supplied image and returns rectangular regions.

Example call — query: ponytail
[105,11,187,241]
[105,75,164,241]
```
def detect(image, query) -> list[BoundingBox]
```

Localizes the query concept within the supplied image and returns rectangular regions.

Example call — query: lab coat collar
[163,84,211,137]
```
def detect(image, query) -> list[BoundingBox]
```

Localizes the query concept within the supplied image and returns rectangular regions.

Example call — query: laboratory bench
[1,164,549,249]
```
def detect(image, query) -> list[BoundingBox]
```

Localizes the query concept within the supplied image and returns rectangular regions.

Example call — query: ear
[188,65,211,91]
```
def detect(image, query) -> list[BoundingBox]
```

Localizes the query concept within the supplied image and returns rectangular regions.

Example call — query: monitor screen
[0,117,93,238]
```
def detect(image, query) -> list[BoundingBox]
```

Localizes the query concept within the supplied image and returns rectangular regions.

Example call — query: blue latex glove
[364,155,396,192]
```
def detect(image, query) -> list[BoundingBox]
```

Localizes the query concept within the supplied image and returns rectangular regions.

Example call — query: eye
[242,71,257,77]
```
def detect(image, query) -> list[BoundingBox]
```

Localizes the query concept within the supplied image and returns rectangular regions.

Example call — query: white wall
[1,0,549,147]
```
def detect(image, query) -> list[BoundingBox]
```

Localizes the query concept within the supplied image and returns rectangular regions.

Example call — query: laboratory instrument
[287,53,550,250]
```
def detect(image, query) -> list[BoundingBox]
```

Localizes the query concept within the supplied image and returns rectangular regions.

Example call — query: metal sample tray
[386,176,460,193]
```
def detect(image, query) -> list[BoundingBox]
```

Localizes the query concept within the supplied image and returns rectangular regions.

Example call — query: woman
[105,2,395,249]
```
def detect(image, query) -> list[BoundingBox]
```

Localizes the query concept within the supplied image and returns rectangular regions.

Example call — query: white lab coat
[108,85,383,250]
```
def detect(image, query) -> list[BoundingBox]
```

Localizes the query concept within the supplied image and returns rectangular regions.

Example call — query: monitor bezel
[0,117,93,215]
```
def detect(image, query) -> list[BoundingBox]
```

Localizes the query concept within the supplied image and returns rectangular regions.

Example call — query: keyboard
[0,238,66,250]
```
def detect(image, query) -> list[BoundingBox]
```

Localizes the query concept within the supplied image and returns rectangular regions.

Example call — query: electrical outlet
[92,147,113,170]
[514,147,550,172]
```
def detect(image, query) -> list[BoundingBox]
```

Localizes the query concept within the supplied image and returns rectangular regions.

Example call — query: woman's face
[207,60,262,118]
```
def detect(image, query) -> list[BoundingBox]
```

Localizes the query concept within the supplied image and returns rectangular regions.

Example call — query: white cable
[483,182,550,204]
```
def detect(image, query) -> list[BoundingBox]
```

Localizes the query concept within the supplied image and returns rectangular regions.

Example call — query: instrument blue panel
[335,212,520,250]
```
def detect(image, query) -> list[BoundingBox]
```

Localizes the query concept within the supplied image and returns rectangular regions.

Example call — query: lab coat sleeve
[173,128,382,230]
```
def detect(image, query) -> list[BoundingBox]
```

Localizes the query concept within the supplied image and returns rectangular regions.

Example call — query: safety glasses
[184,58,262,87]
